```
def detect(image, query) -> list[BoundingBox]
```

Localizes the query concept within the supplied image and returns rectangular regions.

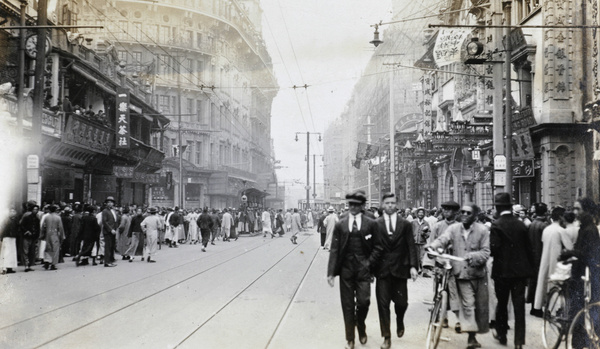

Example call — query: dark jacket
[374,215,419,279]
[168,212,181,227]
[129,215,145,237]
[317,214,327,233]
[80,214,100,241]
[528,217,549,269]
[197,213,213,231]
[490,213,535,279]
[327,214,382,278]
[19,211,40,239]
[210,213,221,230]
[102,208,119,235]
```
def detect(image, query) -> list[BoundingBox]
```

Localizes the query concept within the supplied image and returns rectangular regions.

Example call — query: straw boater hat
[328,206,335,212]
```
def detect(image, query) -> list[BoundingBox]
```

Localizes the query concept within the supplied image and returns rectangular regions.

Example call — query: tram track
[26,234,312,349]
[1,237,273,333]
[172,234,319,348]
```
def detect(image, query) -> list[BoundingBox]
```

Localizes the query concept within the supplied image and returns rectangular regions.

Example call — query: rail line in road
[24,235,290,349]
[173,234,319,348]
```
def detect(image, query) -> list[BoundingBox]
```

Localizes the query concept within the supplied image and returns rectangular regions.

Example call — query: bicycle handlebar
[426,250,466,262]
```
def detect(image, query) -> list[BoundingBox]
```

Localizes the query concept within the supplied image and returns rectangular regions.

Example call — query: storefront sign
[512,130,535,161]
[131,172,161,184]
[473,167,493,182]
[512,160,535,178]
[116,88,130,149]
[27,155,39,169]
[494,155,507,170]
[433,29,470,67]
[113,166,135,178]
[494,171,506,186]
[512,107,537,131]
[63,114,112,154]
[151,186,173,201]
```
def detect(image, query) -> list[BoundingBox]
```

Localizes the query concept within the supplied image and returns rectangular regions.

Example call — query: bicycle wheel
[566,302,600,349]
[543,286,568,349]
[425,290,448,349]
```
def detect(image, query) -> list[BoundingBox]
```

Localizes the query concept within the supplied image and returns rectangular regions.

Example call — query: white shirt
[348,213,362,231]
[384,213,397,234]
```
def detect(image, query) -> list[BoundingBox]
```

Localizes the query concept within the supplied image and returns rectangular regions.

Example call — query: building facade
[79,0,279,209]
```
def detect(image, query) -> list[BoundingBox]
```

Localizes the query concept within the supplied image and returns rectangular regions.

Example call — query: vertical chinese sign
[116,88,130,149]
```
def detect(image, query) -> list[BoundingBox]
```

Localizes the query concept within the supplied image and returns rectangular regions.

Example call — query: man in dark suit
[490,193,535,349]
[374,193,418,349]
[328,190,382,349]
[101,196,119,267]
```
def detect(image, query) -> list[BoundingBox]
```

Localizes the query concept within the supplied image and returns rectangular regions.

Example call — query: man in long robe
[40,205,65,270]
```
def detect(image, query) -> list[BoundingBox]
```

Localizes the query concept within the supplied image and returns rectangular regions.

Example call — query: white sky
[261,0,392,203]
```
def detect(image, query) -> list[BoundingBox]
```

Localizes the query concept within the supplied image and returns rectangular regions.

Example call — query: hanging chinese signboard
[116,87,130,149]
[113,165,135,178]
[473,167,493,183]
[62,114,112,154]
[512,160,535,178]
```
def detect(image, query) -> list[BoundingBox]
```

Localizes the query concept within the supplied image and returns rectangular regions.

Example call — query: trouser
[415,244,425,271]
[375,275,408,338]
[98,233,105,256]
[339,263,371,341]
[124,232,141,256]
[325,230,334,249]
[144,231,158,259]
[320,232,326,246]
[200,229,211,247]
[22,238,37,267]
[456,278,490,333]
[211,228,220,242]
[222,228,230,239]
[103,233,115,265]
[494,277,527,345]
[70,232,82,258]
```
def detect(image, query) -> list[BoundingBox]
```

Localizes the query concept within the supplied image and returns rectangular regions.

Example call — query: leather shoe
[359,334,367,345]
[514,345,523,349]
[397,327,405,338]
[493,333,507,345]
[530,308,543,318]
[104,263,116,267]
[380,337,391,349]
[455,322,462,333]
[345,340,355,349]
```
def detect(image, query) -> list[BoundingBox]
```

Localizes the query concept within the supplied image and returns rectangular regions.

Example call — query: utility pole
[295,132,322,211]
[313,154,316,201]
[389,70,396,194]
[493,0,505,194]
[367,115,372,207]
[504,0,513,193]
[177,55,183,208]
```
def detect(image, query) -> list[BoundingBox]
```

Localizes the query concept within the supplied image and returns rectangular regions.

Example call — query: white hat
[328,206,335,212]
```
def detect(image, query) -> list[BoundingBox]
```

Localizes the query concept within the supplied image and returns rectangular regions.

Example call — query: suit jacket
[374,215,419,279]
[490,214,535,279]
[102,208,119,235]
[327,214,382,278]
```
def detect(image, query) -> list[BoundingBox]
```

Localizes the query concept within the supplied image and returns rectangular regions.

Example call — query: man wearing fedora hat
[101,196,119,267]
[490,192,535,349]
[323,206,339,251]
[327,189,382,349]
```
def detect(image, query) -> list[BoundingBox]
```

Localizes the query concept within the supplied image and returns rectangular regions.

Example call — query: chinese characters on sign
[113,166,135,178]
[512,160,535,178]
[473,167,493,182]
[63,114,113,154]
[116,88,130,149]
[433,29,470,67]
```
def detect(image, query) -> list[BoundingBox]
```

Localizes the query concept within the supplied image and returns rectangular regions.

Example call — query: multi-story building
[1,0,169,206]
[323,0,436,208]
[79,0,278,209]
[412,0,599,209]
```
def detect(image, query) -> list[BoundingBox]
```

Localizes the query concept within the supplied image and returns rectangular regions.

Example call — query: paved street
[1,228,544,349]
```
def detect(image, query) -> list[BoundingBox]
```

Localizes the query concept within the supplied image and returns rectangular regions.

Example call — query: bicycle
[424,250,465,349]
[542,260,573,349]
[566,265,600,349]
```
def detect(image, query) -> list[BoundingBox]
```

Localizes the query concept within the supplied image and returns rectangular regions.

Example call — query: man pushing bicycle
[427,203,490,349]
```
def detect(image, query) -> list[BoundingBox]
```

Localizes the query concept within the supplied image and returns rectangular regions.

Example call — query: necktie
[352,217,358,232]
[388,216,394,235]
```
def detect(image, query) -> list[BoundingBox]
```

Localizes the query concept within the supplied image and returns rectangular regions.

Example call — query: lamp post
[295,131,322,210]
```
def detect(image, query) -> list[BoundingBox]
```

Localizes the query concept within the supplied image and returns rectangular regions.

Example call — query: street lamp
[370,24,384,47]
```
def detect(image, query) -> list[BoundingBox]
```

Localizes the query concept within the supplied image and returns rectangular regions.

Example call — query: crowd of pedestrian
[325,189,600,349]
[0,196,305,272]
